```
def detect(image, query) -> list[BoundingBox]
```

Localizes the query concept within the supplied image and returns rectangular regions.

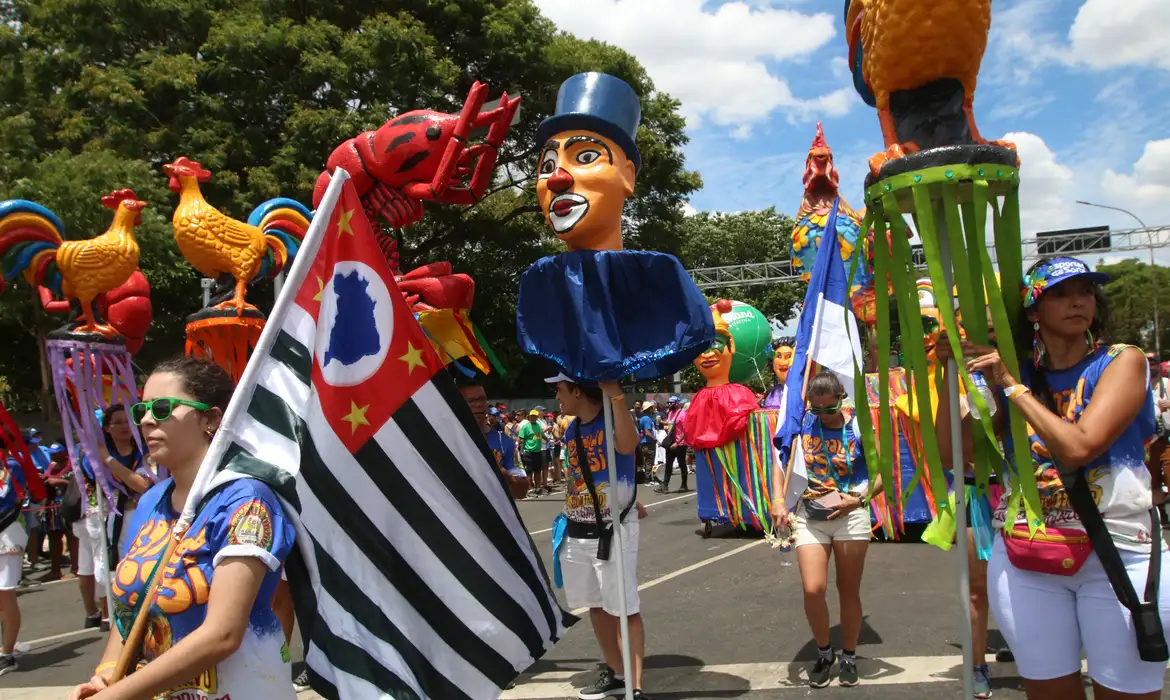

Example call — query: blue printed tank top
[994,344,1158,552]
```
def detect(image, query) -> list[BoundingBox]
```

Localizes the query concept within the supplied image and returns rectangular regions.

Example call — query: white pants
[562,520,641,616]
[72,514,108,592]
[989,536,1170,693]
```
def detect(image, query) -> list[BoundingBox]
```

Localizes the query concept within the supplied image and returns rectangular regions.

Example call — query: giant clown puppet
[517,73,713,381]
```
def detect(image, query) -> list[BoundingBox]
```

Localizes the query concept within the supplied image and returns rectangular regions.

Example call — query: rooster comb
[168,156,212,180]
[100,188,142,210]
[809,122,829,152]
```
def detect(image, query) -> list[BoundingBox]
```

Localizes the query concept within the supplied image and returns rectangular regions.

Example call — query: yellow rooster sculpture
[0,190,145,338]
[844,0,1016,175]
[163,156,309,314]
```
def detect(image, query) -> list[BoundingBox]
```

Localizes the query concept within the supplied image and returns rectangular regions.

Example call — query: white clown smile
[547,193,590,234]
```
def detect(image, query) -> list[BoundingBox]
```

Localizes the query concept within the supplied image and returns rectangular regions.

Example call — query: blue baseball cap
[488,407,500,416]
[668,395,682,403]
[22,428,40,443]
[1024,257,1110,308]
[47,442,66,454]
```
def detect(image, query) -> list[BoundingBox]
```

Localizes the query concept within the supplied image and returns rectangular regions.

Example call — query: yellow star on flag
[341,401,370,435]
[399,342,426,374]
[337,208,355,236]
[312,276,325,302]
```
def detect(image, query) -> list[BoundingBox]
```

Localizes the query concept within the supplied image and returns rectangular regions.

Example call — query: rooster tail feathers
[843,0,875,108]
[248,198,311,282]
[0,200,64,292]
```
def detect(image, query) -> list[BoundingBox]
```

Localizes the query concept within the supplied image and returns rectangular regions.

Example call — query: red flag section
[296,179,445,453]
[0,401,46,502]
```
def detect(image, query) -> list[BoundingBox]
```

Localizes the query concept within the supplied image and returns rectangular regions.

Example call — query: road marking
[570,539,764,616]
[528,493,695,535]
[502,656,1033,698]
[16,626,104,650]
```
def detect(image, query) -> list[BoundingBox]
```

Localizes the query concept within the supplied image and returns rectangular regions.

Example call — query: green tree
[672,208,804,392]
[1098,258,1170,357]
[0,0,701,402]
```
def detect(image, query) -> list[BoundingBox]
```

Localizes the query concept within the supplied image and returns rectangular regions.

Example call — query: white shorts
[0,554,20,590]
[989,536,1170,693]
[794,503,871,548]
[73,515,108,590]
[561,520,640,616]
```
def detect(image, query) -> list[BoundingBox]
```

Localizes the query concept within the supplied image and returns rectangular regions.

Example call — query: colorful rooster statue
[791,123,869,293]
[164,156,309,315]
[0,190,146,340]
[844,0,1016,176]
[164,156,311,383]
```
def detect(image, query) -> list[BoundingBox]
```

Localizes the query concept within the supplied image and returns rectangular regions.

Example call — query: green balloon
[724,301,771,384]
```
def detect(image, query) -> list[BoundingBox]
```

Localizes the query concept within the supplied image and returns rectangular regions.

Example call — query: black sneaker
[633,691,650,700]
[84,614,102,629]
[578,665,625,699]
[809,654,835,688]
[994,647,1014,663]
[838,658,859,687]
[0,654,16,677]
[293,669,310,691]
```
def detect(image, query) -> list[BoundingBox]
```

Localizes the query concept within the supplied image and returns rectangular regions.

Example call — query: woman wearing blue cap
[936,257,1170,699]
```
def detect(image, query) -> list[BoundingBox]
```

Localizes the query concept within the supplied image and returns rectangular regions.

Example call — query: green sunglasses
[809,399,842,415]
[130,398,212,425]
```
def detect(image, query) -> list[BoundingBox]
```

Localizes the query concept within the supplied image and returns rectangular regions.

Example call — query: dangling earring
[205,427,216,439]
[1033,322,1047,368]
[1085,329,1095,350]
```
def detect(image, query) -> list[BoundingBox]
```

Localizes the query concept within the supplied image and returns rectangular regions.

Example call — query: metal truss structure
[688,225,1170,290]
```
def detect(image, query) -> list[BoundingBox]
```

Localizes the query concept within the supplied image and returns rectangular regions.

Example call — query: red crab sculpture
[313,81,521,270]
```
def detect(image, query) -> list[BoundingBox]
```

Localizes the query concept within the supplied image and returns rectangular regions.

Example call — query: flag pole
[602,398,635,700]
[936,198,975,698]
[110,170,351,682]
[178,169,348,529]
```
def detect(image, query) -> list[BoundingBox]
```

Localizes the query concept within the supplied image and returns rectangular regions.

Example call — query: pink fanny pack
[1002,524,1093,576]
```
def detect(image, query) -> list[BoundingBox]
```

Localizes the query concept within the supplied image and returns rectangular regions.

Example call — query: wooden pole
[109,530,183,682]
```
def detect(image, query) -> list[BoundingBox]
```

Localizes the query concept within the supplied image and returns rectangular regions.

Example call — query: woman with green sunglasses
[772,372,882,689]
[69,356,297,700]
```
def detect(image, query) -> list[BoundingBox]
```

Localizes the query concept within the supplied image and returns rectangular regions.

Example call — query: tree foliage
[0,0,708,401]
[1098,258,1170,357]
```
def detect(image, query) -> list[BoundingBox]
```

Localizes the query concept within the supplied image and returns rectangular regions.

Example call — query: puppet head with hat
[535,73,642,252]
[695,300,736,387]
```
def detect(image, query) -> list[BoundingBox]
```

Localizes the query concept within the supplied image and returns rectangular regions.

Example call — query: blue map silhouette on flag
[324,270,381,366]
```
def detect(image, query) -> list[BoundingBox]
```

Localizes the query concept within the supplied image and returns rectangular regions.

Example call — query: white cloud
[534,0,853,130]
[1068,0,1170,71]
[682,201,698,217]
[1002,131,1074,234]
[1101,139,1170,226]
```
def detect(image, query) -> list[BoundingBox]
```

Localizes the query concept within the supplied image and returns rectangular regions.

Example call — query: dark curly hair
[151,355,235,414]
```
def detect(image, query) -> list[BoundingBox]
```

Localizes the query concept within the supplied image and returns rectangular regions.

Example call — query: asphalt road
[5,486,1170,699]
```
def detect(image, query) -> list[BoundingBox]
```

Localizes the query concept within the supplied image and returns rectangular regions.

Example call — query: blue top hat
[536,73,642,172]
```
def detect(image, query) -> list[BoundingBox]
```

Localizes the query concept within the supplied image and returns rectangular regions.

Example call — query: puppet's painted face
[772,345,794,383]
[695,334,734,386]
[536,129,636,252]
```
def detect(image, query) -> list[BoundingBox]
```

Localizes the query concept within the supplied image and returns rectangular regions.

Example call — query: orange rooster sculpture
[0,190,146,339]
[163,156,309,315]
[844,0,1016,175]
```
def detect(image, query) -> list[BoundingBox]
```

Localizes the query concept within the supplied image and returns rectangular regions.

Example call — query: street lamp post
[1075,201,1159,360]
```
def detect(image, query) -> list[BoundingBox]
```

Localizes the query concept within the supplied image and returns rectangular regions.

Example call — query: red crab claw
[395,263,475,310]
[403,86,521,206]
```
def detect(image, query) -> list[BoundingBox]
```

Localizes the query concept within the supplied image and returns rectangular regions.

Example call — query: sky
[533,0,1170,241]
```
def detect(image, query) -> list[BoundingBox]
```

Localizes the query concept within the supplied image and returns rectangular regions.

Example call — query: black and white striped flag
[191,170,574,699]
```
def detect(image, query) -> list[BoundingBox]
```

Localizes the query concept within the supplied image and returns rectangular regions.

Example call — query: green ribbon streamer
[868,211,900,512]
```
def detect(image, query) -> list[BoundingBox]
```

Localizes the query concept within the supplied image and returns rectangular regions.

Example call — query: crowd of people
[1,258,1169,700]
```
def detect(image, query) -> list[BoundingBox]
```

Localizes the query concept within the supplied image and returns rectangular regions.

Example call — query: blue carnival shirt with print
[485,428,525,478]
[799,411,867,500]
[997,344,1158,551]
[564,415,635,524]
[111,477,296,699]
